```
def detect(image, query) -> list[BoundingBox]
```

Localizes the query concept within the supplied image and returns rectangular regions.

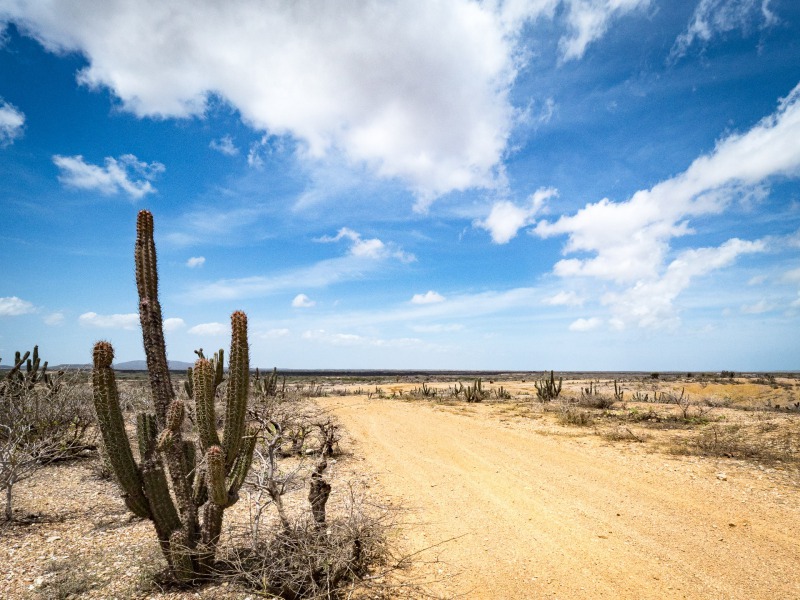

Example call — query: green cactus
[535,370,562,402]
[90,210,257,581]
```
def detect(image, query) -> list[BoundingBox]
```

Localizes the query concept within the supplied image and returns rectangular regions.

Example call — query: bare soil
[321,382,800,599]
[2,375,799,599]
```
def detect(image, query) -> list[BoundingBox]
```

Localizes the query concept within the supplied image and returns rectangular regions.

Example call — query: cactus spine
[91,210,256,581]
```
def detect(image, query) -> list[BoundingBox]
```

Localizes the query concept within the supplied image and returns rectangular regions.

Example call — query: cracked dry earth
[320,395,800,600]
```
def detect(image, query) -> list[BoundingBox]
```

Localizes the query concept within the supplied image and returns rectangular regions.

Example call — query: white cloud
[291,293,316,308]
[53,154,164,199]
[476,187,557,244]
[533,83,800,328]
[0,99,24,145]
[3,1,645,204]
[78,311,139,330]
[163,317,186,332]
[411,291,446,305]
[0,296,36,316]
[186,256,205,268]
[209,135,238,156]
[543,290,584,306]
[188,322,228,336]
[318,227,415,262]
[559,0,651,62]
[568,317,602,331]
[741,299,772,314]
[600,239,766,329]
[747,274,767,286]
[670,0,777,61]
[44,311,65,325]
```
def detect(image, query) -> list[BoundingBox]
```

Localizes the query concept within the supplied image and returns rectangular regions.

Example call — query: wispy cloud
[53,154,165,199]
[670,0,777,61]
[78,311,139,329]
[0,99,24,146]
[188,322,228,336]
[558,0,651,62]
[543,291,584,307]
[43,311,65,326]
[209,135,238,156]
[317,227,415,262]
[534,83,800,328]
[291,293,315,308]
[411,291,445,305]
[186,256,205,268]
[0,296,36,316]
[568,317,603,332]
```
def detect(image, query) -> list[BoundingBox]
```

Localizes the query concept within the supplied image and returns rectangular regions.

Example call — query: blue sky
[1,0,799,371]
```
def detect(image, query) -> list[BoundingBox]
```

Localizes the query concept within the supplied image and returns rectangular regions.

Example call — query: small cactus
[535,370,562,402]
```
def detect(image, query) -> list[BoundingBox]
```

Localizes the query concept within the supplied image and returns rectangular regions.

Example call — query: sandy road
[321,396,800,599]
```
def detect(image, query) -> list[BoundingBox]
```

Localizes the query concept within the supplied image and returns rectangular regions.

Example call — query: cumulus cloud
[53,154,165,199]
[0,99,24,145]
[2,1,646,204]
[209,135,238,156]
[291,293,316,308]
[78,311,139,329]
[670,0,777,61]
[302,329,420,348]
[186,256,205,268]
[568,317,602,331]
[0,296,36,316]
[258,328,291,339]
[163,317,186,332]
[741,299,772,314]
[535,83,800,328]
[411,291,446,305]
[188,322,228,336]
[318,227,415,263]
[476,187,557,244]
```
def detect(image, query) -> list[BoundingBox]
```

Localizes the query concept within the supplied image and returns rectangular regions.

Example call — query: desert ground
[2,373,799,599]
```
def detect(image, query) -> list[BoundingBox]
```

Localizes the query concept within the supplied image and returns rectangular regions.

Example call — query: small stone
[46,535,61,543]
[716,473,727,481]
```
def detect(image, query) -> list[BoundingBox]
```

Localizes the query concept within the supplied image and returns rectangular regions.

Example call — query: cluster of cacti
[253,367,285,399]
[535,370,562,401]
[1,346,63,398]
[91,211,257,580]
[410,381,437,398]
[581,380,599,397]
[448,378,486,402]
[492,385,512,400]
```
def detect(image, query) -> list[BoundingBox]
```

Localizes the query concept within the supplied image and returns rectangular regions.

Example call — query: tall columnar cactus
[91,210,257,580]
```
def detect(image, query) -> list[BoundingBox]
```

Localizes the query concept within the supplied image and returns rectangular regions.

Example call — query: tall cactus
[91,210,257,581]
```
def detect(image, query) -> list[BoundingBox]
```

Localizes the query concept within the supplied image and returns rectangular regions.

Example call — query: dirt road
[322,396,800,599]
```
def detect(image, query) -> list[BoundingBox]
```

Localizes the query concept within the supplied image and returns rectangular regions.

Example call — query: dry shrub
[673,423,799,466]
[223,485,409,599]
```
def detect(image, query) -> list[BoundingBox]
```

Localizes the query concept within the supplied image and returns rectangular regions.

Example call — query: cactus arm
[206,446,228,506]
[135,210,175,427]
[193,359,220,451]
[92,341,150,519]
[226,426,257,504]
[222,311,249,470]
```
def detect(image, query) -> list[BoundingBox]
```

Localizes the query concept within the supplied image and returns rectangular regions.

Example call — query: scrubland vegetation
[2,211,797,598]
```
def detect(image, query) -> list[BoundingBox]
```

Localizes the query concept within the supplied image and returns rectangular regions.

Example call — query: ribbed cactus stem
[206,445,227,506]
[141,460,182,538]
[136,412,158,460]
[92,341,150,519]
[193,358,220,451]
[223,311,249,470]
[166,399,185,432]
[169,530,195,582]
[135,209,174,427]
[227,426,257,501]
